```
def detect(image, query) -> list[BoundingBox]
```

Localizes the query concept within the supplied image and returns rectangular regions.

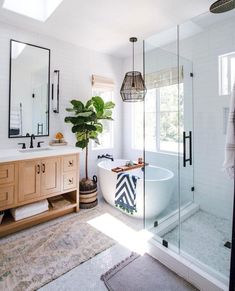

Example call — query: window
[133,67,184,154]
[92,89,114,150]
[3,0,63,22]
[158,83,183,153]
[219,52,235,96]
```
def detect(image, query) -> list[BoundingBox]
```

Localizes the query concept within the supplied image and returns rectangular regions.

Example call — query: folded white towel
[223,84,235,178]
[10,199,49,221]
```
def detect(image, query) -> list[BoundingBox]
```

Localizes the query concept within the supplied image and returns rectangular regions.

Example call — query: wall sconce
[52,70,60,113]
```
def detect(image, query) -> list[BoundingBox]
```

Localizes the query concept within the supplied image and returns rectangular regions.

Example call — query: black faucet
[26,133,35,148]
[97,154,114,161]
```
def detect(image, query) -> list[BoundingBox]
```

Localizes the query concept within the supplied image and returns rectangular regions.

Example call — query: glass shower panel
[177,12,234,283]
[144,27,182,251]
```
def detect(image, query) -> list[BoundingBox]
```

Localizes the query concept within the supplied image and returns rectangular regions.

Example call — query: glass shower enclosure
[144,10,235,286]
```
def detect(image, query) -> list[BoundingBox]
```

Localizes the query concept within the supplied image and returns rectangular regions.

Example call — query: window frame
[132,83,183,155]
[219,52,235,96]
[91,89,114,151]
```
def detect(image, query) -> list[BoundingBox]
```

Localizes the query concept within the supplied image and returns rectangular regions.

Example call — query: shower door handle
[183,131,192,167]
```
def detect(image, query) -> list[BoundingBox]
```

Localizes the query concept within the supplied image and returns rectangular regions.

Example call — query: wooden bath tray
[111,163,146,173]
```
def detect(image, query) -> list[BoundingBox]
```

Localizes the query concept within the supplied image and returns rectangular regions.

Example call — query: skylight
[3,0,63,22]
[12,42,26,59]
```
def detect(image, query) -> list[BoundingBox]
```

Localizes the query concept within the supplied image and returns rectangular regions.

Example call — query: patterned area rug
[0,208,115,291]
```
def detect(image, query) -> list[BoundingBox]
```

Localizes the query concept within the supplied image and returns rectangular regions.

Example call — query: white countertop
[0,146,81,163]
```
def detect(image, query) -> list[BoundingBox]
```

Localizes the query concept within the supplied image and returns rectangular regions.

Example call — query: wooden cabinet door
[18,160,41,202]
[0,164,14,185]
[0,185,14,210]
[40,157,61,196]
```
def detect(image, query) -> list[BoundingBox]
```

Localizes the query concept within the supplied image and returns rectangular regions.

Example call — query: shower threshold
[151,202,199,237]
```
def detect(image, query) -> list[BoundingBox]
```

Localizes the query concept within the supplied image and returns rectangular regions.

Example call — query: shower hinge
[154,221,158,227]
[162,240,168,248]
[191,186,195,192]
[190,72,194,77]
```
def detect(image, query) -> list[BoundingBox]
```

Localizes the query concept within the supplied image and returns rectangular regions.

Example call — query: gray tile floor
[162,210,232,278]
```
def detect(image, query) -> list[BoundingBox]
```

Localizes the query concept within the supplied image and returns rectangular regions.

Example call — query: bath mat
[0,207,115,291]
[101,253,198,291]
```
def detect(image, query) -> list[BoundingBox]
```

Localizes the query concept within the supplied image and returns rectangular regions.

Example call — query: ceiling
[0,0,214,58]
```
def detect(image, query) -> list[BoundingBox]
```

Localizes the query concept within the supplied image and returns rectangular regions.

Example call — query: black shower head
[210,0,235,13]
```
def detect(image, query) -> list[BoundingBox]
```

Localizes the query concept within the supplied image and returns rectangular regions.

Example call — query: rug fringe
[101,252,139,282]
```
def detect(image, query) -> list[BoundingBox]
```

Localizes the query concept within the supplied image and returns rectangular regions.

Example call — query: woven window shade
[145,66,184,89]
[92,75,115,91]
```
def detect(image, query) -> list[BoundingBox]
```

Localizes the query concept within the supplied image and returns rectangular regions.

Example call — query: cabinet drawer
[63,155,77,172]
[0,185,14,209]
[0,164,14,185]
[63,172,77,191]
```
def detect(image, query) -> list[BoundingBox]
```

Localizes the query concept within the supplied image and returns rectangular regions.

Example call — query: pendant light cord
[132,40,135,72]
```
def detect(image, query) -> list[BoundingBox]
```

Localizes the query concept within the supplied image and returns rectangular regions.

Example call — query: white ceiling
[0,0,215,58]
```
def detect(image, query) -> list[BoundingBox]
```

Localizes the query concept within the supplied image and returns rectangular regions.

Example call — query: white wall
[0,21,123,179]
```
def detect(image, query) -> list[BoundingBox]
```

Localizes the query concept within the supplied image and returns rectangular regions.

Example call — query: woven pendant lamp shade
[120,71,146,102]
[120,37,146,102]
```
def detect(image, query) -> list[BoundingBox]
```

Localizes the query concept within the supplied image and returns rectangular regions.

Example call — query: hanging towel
[115,173,139,214]
[223,84,235,178]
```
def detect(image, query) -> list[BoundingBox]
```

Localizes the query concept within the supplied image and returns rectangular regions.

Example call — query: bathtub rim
[97,159,174,182]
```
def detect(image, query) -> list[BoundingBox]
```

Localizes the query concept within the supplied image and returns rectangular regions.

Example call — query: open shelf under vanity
[0,152,80,237]
[0,193,78,237]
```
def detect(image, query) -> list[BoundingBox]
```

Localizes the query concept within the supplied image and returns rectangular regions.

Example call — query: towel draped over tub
[115,172,139,214]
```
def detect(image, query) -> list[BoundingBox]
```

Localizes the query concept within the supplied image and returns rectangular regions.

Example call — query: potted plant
[65,96,115,208]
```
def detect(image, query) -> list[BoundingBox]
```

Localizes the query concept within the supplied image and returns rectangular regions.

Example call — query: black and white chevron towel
[115,173,139,214]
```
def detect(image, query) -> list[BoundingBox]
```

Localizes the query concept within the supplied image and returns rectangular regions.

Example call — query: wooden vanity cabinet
[0,153,79,237]
[18,160,41,202]
[40,157,61,196]
[0,163,17,211]
[19,157,61,202]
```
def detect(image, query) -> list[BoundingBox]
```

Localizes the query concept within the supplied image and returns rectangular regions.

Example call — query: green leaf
[76,132,86,141]
[72,124,97,133]
[92,96,104,117]
[104,101,115,109]
[71,100,84,112]
[104,109,112,117]
[77,111,93,118]
[85,100,93,109]
[64,116,80,124]
[66,108,76,112]
[76,140,89,149]
[89,131,98,139]
[94,123,103,133]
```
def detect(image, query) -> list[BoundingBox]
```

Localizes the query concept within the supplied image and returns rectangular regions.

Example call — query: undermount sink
[18,147,52,153]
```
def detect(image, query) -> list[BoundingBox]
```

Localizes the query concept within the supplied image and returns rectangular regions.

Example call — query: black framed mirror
[8,39,50,138]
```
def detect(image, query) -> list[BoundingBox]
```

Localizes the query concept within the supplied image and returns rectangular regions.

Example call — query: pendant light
[120,37,146,102]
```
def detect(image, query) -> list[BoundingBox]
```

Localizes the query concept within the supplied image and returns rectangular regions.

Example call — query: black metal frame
[183,131,192,167]
[8,39,51,138]
[52,70,60,113]
[229,176,235,290]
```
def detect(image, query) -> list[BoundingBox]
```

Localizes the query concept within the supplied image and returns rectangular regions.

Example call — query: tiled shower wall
[179,15,235,220]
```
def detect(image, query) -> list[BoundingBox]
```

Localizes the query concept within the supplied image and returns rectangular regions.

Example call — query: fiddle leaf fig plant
[65,96,115,180]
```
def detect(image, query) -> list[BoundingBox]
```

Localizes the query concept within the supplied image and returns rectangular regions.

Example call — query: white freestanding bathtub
[97,159,174,218]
